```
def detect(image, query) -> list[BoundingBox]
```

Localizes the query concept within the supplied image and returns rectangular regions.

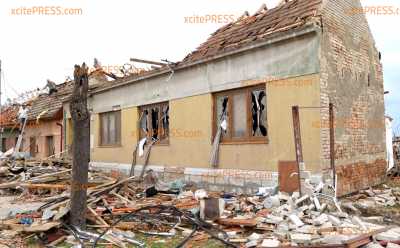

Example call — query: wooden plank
[87,206,109,227]
[217,218,257,227]
[292,105,303,195]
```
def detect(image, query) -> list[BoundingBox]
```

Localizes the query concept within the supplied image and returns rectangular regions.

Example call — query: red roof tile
[182,0,322,63]
[0,106,18,127]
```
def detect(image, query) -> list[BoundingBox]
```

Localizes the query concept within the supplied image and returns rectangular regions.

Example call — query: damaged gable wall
[320,0,386,195]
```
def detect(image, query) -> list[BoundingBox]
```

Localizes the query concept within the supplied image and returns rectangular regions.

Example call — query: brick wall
[336,159,386,196]
[320,0,386,195]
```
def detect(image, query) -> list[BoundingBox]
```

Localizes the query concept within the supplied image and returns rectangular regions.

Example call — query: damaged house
[69,0,385,196]
[20,81,73,159]
[4,67,116,159]
[0,105,19,152]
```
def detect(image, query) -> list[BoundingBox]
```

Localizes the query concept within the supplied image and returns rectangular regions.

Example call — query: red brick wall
[336,159,386,196]
[320,0,386,194]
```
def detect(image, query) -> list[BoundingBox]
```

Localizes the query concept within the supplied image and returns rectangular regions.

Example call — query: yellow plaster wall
[91,107,139,163]
[91,74,322,172]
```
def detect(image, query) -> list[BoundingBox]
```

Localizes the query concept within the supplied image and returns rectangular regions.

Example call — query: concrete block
[327,214,341,226]
[376,230,400,241]
[364,243,384,248]
[261,239,280,248]
[322,235,348,245]
[313,214,328,226]
[291,233,312,244]
[289,214,304,227]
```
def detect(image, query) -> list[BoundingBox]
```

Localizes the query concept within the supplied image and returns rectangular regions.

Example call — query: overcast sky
[0,0,398,133]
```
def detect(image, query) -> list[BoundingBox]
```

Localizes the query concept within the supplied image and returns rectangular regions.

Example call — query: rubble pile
[0,159,400,247]
[208,183,400,247]
[349,186,400,209]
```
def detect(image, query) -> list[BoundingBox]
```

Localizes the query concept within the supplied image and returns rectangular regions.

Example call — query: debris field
[0,156,400,248]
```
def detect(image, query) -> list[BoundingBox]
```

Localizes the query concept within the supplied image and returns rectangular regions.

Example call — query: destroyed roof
[183,0,322,63]
[89,0,323,95]
[25,68,119,117]
[26,81,73,121]
[0,105,19,127]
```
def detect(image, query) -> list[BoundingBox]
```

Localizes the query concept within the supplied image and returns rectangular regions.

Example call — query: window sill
[153,142,170,146]
[219,140,269,145]
[97,144,122,148]
[140,138,170,146]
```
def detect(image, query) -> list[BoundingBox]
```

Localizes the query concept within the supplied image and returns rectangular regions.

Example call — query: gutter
[90,22,321,96]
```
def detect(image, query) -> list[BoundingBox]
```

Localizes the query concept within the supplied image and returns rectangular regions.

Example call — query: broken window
[100,110,121,146]
[216,95,229,139]
[139,102,169,144]
[251,89,267,137]
[213,85,267,143]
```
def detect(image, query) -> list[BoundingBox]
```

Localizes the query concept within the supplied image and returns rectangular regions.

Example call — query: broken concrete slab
[260,239,280,247]
[290,233,312,244]
[289,214,304,227]
[376,229,400,241]
[313,214,328,226]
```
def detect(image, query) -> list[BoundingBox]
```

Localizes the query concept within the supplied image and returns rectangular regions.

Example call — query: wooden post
[292,106,303,195]
[69,63,90,229]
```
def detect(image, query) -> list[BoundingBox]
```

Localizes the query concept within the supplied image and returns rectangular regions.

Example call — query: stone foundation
[90,162,325,194]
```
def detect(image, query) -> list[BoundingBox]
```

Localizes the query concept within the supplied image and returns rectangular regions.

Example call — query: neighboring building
[21,82,73,159]
[69,0,385,196]
[0,105,19,152]
[394,137,400,168]
[386,116,394,171]
[63,67,118,156]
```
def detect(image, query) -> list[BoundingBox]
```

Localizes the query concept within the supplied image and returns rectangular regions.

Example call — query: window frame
[212,85,268,144]
[138,101,169,145]
[99,110,122,147]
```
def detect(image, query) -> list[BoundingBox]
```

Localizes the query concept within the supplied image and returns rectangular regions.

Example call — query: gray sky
[0,0,398,133]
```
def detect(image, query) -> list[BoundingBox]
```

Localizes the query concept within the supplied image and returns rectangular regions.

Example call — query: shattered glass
[233,92,247,137]
[161,105,169,138]
[139,110,148,134]
[151,108,159,139]
[216,96,229,137]
[251,90,267,137]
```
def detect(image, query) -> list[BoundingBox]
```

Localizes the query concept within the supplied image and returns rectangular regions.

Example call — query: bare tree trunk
[69,63,90,229]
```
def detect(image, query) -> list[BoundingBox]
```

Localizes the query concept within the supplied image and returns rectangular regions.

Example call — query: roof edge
[89,22,321,97]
